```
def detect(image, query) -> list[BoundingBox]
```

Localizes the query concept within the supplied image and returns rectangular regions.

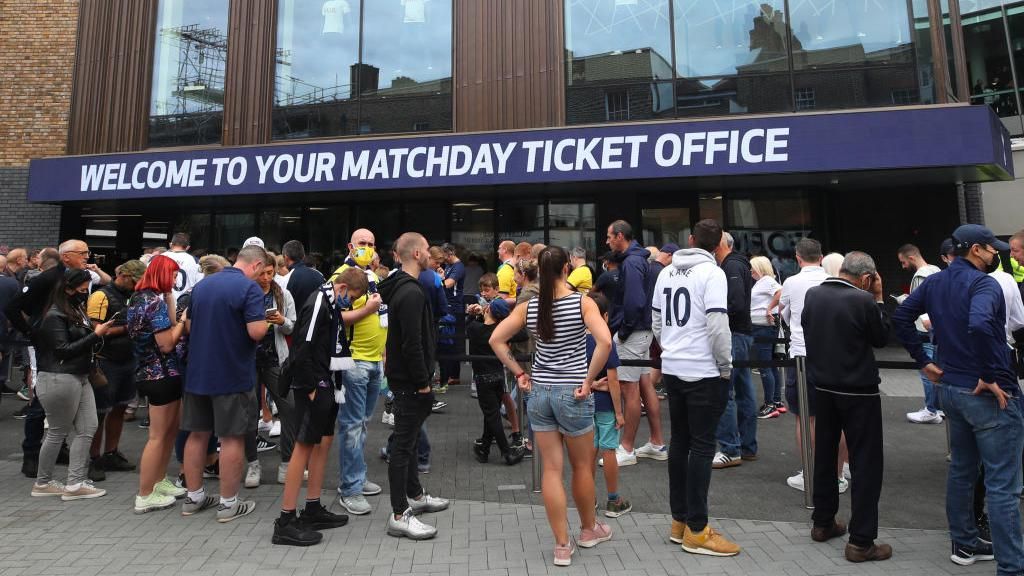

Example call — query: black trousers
[665,375,728,532]
[389,388,434,514]
[812,388,883,548]
[476,373,510,454]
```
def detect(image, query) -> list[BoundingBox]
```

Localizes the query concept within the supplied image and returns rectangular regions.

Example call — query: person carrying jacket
[377,232,449,541]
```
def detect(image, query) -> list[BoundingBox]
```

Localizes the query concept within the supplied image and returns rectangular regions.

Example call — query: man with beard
[896,244,942,424]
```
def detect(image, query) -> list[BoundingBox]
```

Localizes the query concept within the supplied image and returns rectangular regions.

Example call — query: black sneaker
[273,516,323,547]
[88,457,106,482]
[203,461,220,479]
[138,417,150,429]
[21,455,38,478]
[503,445,526,465]
[756,403,780,419]
[473,442,489,463]
[56,443,70,465]
[299,502,349,530]
[100,450,136,472]
[976,514,992,545]
[12,404,29,419]
[257,436,277,452]
[510,432,523,447]
[951,541,995,566]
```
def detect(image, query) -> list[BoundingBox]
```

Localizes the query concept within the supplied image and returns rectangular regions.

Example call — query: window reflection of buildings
[566,47,676,124]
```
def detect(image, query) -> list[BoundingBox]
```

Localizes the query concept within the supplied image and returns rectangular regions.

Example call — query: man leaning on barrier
[893,224,1023,574]
[802,252,892,563]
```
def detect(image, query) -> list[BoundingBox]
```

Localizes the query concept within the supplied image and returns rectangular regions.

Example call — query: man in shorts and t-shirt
[180,245,269,523]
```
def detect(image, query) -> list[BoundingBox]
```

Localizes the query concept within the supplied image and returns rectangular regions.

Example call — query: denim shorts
[526,384,594,437]
[593,410,620,450]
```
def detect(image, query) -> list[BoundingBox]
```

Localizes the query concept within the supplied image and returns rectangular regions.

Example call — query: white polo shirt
[780,265,829,357]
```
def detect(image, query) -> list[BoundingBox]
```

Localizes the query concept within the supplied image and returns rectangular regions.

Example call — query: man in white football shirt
[163,233,202,302]
[652,219,738,558]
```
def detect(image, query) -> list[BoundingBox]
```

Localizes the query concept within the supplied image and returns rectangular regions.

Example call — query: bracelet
[515,372,525,380]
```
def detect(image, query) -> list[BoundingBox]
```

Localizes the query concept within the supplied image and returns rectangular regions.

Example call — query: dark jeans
[665,375,728,532]
[715,333,756,456]
[812,389,883,548]
[261,365,296,463]
[23,395,45,458]
[751,325,780,404]
[385,425,431,467]
[389,388,434,514]
[438,315,463,384]
[476,374,510,454]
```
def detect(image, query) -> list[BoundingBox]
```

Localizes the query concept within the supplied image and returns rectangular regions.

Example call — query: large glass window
[549,203,597,264]
[260,209,303,254]
[726,191,812,281]
[212,213,256,255]
[966,8,1019,117]
[273,0,361,139]
[149,0,229,147]
[307,206,349,266]
[451,202,496,269]
[498,202,546,245]
[566,0,676,124]
[641,207,690,248]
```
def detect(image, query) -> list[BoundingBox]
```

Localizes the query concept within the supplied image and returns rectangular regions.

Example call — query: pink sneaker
[553,542,576,567]
[579,521,613,548]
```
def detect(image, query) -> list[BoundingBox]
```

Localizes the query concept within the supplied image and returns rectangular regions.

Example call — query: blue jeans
[918,342,939,413]
[751,325,780,404]
[941,385,1024,576]
[715,333,757,457]
[337,360,382,497]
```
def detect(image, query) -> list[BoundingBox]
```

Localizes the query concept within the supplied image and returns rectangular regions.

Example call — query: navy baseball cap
[939,238,955,257]
[951,224,1009,252]
[660,243,680,254]
[488,298,511,320]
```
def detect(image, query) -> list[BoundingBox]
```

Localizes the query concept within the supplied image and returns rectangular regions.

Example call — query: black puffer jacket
[35,305,100,375]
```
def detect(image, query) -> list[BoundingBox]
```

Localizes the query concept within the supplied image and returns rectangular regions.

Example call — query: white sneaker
[838,477,850,494]
[382,411,394,426]
[787,470,805,492]
[907,408,943,424]
[276,462,309,484]
[387,508,437,540]
[843,462,851,481]
[244,461,261,488]
[712,451,742,469]
[257,420,273,435]
[408,493,450,514]
[269,420,281,437]
[598,446,637,467]
[635,442,668,461]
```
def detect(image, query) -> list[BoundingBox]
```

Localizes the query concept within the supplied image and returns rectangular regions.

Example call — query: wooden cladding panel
[223,0,277,146]
[68,0,157,155]
[455,0,565,132]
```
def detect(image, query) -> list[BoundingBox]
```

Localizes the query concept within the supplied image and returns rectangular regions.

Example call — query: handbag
[88,342,108,389]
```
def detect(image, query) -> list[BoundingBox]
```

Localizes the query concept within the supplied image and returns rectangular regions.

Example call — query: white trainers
[62,481,106,501]
[843,462,851,481]
[269,420,281,437]
[635,442,668,461]
[387,508,437,540]
[257,420,273,435]
[244,461,261,488]
[381,411,394,426]
[276,462,309,484]
[712,452,742,469]
[838,477,850,494]
[408,493,450,514]
[787,470,805,491]
[599,445,637,467]
[907,408,943,424]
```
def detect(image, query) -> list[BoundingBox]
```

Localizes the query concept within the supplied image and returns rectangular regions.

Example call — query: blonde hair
[750,256,775,279]
[822,252,844,277]
[199,254,230,276]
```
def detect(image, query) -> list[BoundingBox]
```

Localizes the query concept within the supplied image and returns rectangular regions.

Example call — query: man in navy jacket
[893,224,1023,572]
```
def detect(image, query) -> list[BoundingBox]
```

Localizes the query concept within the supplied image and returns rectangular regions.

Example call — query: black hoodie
[378,269,435,392]
[721,251,753,335]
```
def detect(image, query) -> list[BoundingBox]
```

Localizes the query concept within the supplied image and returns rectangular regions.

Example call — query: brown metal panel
[947,0,969,102]
[223,0,276,146]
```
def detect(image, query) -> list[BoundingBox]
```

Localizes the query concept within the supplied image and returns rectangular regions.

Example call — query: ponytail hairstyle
[536,246,568,342]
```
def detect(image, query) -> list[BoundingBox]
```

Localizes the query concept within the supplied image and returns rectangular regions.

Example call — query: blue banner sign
[28,105,1012,202]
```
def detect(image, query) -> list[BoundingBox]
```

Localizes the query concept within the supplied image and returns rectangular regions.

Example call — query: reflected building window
[965,8,1019,119]
[148,0,229,147]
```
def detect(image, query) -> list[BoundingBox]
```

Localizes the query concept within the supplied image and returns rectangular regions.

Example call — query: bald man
[496,240,518,305]
[329,229,388,516]
[5,248,27,284]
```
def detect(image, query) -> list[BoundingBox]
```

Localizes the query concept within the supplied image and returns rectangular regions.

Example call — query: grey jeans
[36,372,98,485]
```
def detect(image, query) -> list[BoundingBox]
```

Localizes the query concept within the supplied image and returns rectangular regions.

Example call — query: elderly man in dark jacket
[802,251,892,563]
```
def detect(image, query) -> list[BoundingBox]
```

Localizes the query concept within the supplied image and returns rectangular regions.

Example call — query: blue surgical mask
[338,289,352,310]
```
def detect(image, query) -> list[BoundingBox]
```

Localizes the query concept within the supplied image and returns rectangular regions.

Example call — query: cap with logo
[951,224,1009,252]
[243,237,266,249]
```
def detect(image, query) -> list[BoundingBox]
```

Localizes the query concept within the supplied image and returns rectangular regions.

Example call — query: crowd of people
[0,219,1022,571]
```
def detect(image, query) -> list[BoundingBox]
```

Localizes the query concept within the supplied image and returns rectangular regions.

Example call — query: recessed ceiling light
[453,203,479,207]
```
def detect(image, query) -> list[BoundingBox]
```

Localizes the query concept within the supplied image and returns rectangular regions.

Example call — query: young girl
[587,293,630,517]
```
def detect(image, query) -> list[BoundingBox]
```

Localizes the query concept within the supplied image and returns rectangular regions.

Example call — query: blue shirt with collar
[186,266,266,395]
[893,258,1016,392]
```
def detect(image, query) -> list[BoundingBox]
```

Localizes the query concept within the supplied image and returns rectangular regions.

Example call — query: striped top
[527,292,588,386]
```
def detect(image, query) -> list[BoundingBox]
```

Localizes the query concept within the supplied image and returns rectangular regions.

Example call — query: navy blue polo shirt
[186,267,266,395]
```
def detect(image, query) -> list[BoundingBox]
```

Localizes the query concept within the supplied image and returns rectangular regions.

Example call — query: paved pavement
[0,355,1008,575]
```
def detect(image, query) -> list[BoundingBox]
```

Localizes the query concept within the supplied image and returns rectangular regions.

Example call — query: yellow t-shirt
[567,266,593,294]
[330,263,387,362]
[497,261,517,299]
[87,290,110,322]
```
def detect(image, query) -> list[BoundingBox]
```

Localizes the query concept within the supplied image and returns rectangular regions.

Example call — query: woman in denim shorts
[490,246,615,567]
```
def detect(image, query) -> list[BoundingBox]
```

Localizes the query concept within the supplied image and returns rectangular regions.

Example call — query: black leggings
[476,374,510,454]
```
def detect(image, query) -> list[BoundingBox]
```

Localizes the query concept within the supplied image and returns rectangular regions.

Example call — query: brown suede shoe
[845,542,893,563]
[811,520,847,543]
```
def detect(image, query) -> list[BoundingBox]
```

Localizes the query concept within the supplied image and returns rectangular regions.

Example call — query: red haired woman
[126,255,188,513]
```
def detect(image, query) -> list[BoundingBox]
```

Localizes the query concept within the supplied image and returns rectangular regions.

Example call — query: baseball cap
[243,236,265,249]
[118,259,147,281]
[660,243,680,254]
[487,298,511,320]
[951,224,1009,252]
[939,238,955,258]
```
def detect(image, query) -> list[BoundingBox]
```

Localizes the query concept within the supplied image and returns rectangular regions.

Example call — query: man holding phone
[87,260,147,481]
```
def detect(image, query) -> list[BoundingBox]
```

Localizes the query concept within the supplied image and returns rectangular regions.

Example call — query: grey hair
[58,239,85,255]
[840,251,877,278]
[570,246,587,260]
[723,232,734,249]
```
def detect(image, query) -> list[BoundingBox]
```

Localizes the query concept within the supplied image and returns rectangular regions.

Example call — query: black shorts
[182,389,257,437]
[293,386,339,445]
[785,366,816,418]
[136,376,183,407]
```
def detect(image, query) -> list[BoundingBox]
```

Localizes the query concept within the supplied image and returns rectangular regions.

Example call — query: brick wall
[0,0,78,247]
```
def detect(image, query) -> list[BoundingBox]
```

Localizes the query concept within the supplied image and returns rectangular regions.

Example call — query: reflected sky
[566,0,672,56]
[789,0,913,53]
[151,0,229,115]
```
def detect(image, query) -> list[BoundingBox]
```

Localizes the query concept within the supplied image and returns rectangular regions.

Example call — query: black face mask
[985,252,1001,274]
[70,292,89,307]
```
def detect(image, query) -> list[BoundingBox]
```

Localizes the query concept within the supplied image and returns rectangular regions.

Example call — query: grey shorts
[181,389,257,438]
[615,330,653,382]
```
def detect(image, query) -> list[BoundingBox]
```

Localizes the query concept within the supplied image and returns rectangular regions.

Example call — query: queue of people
[1,218,1023,573]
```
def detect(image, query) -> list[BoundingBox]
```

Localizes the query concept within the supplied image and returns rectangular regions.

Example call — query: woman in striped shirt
[490,246,614,567]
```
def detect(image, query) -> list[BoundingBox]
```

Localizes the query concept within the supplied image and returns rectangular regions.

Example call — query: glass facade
[273,0,452,140]
[149,0,230,147]
[961,1,1024,134]
[566,0,923,124]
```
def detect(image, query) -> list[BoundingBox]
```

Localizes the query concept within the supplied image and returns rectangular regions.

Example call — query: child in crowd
[588,293,631,517]
[467,298,527,465]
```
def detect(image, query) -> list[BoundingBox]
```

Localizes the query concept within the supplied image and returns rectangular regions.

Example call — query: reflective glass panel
[674,1,789,78]
[789,0,915,69]
[259,209,303,254]
[451,202,496,270]
[149,0,229,147]
[641,207,691,248]
[966,8,1019,118]
[307,206,350,268]
[549,203,597,265]
[498,203,546,245]
[212,213,256,255]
